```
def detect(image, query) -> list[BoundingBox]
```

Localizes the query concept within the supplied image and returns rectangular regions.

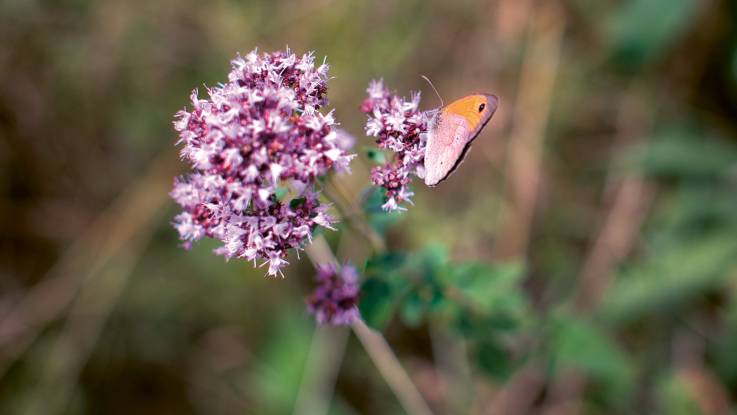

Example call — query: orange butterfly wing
[424,94,498,186]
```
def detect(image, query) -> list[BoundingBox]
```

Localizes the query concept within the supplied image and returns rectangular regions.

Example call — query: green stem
[323,181,386,253]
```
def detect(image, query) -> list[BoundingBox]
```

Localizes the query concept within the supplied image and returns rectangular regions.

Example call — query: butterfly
[423,93,499,186]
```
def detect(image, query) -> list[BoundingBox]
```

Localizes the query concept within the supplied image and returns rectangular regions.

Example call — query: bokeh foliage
[2,0,737,414]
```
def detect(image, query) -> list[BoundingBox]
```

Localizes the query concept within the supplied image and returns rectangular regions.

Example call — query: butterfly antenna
[421,75,444,107]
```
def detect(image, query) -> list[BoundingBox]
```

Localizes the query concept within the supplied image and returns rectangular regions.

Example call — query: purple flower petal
[306,264,361,325]
[362,79,432,211]
[171,48,355,277]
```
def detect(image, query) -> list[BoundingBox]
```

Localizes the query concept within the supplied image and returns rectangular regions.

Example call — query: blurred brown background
[2,0,737,414]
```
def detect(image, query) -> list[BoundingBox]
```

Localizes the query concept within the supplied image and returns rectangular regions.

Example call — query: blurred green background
[2,0,737,414]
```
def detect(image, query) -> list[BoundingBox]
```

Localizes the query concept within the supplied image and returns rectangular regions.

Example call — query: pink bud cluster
[361,79,432,211]
[171,48,354,277]
[306,264,360,325]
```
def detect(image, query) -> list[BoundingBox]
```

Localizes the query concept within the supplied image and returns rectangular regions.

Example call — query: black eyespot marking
[478,103,485,112]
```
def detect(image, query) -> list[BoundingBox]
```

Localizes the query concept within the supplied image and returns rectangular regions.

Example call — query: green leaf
[395,246,448,326]
[364,252,408,276]
[359,252,409,330]
[289,197,307,209]
[650,187,737,240]
[548,313,635,400]
[602,232,737,323]
[362,186,388,215]
[413,244,449,274]
[474,338,513,380]
[441,260,528,343]
[713,303,737,391]
[625,127,737,180]
[655,372,703,415]
[443,261,525,314]
[359,277,398,330]
[608,0,698,69]
[400,291,426,328]
[274,186,289,200]
[365,147,387,164]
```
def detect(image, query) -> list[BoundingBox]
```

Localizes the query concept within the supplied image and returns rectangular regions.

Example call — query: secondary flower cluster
[171,48,354,277]
[306,264,360,325]
[362,79,432,211]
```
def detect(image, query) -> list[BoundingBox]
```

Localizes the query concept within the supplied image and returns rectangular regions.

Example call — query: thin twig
[323,184,385,253]
[293,325,350,415]
[331,173,387,253]
[351,319,434,415]
[294,236,351,415]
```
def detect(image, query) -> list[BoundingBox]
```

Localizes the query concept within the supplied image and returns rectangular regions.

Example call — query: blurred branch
[573,89,656,312]
[673,329,731,415]
[485,361,547,415]
[294,237,351,415]
[0,155,176,377]
[543,89,656,413]
[572,176,655,311]
[492,1,565,260]
[293,325,350,415]
[485,3,565,412]
[494,0,536,42]
[305,234,341,267]
[429,323,472,414]
[678,364,731,415]
[351,319,434,415]
[539,369,585,415]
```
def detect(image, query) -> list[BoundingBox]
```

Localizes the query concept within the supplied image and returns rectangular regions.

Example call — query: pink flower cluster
[171,48,354,277]
[306,264,360,325]
[361,79,432,211]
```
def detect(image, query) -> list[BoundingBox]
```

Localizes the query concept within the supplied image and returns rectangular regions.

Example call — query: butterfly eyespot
[478,103,485,112]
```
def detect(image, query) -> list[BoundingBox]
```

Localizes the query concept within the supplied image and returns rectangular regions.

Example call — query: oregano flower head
[171,48,354,277]
[306,264,360,325]
[362,79,432,211]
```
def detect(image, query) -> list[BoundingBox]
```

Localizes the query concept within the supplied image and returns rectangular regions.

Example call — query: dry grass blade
[487,3,566,412]
[492,1,566,260]
[573,88,655,312]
